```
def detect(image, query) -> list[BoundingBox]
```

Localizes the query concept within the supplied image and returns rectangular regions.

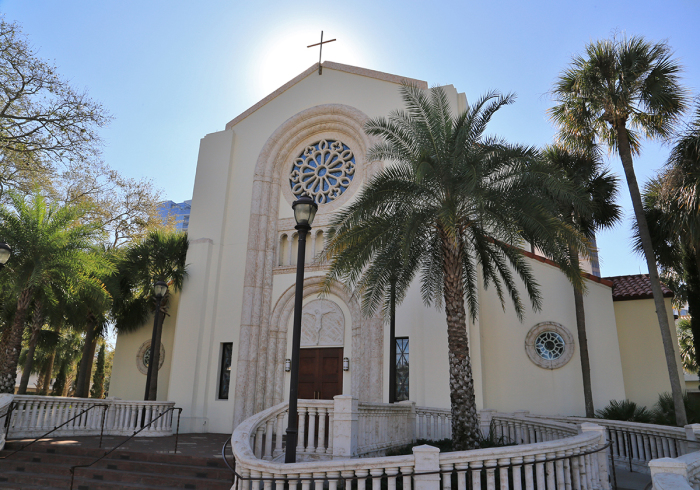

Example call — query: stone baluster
[316,407,327,454]
[578,451,589,490]
[287,474,298,490]
[484,459,497,490]
[386,467,399,490]
[254,425,264,458]
[440,463,453,490]
[262,471,273,490]
[249,469,261,490]
[454,463,467,490]
[355,469,369,490]
[554,451,566,489]
[327,471,340,490]
[275,412,285,455]
[498,458,509,490]
[534,454,546,490]
[313,472,325,490]
[545,452,556,490]
[570,448,582,490]
[306,407,317,452]
[299,473,312,490]
[265,418,274,459]
[341,471,354,490]
[470,461,482,490]
[370,468,384,490]
[522,455,535,490]
[327,410,334,454]
[297,406,307,454]
[400,466,413,490]
[511,456,523,490]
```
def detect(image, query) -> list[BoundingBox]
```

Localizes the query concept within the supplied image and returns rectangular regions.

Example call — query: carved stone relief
[300,299,345,346]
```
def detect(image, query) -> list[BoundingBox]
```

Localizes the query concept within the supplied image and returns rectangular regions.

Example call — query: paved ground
[613,468,652,490]
[7,432,232,459]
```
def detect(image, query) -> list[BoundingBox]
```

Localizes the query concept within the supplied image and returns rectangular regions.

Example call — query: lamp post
[285,194,318,464]
[0,242,11,270]
[144,280,168,400]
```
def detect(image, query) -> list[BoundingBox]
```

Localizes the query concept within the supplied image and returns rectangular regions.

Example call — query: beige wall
[479,259,626,416]
[110,292,180,402]
[614,297,684,409]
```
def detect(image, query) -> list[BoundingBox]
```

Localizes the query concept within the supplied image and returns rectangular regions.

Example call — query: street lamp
[0,242,11,270]
[285,194,318,464]
[144,280,168,400]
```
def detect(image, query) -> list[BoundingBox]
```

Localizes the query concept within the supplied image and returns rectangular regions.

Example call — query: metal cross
[307,31,336,75]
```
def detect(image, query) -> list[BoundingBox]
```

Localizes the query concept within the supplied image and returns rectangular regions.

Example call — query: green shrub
[595,399,653,423]
[652,392,700,426]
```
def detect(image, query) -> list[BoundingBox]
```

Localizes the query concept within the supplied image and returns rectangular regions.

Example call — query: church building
[109,62,683,434]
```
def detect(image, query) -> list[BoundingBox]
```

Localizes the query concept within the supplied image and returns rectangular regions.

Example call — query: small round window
[525,322,574,369]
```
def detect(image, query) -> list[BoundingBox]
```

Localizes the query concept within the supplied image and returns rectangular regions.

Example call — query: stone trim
[524,322,575,370]
[233,104,382,427]
[136,340,165,375]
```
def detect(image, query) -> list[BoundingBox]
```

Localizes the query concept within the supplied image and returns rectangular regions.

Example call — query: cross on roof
[307,31,336,75]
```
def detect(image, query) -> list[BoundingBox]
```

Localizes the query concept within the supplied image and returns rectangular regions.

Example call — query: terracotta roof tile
[603,274,674,301]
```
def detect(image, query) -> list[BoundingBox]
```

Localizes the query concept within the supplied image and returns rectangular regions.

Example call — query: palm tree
[542,145,621,417]
[113,229,188,400]
[677,319,696,374]
[550,36,689,426]
[324,85,587,450]
[0,191,101,393]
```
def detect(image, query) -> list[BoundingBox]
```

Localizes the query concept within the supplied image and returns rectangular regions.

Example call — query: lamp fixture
[285,359,291,372]
[343,357,350,371]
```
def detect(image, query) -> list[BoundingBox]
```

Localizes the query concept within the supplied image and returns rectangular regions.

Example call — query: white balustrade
[5,395,176,439]
[231,400,611,490]
[0,394,12,450]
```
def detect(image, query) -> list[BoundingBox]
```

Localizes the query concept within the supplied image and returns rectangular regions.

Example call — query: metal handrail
[69,406,182,490]
[0,403,108,460]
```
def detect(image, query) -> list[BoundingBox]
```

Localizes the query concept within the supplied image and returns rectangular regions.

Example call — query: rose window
[290,139,355,205]
[535,331,565,360]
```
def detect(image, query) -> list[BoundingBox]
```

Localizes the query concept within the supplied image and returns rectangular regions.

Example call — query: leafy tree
[90,343,106,399]
[542,145,621,417]
[550,35,689,426]
[324,85,586,450]
[0,18,110,165]
[113,229,188,400]
[0,191,102,393]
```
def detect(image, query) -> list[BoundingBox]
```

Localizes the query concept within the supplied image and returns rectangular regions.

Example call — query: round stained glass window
[534,331,565,360]
[290,139,355,205]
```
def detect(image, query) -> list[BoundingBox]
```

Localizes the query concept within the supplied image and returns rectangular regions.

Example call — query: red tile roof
[603,274,674,301]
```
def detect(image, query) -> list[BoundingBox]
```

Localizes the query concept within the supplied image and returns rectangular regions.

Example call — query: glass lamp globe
[154,281,168,299]
[292,195,318,227]
[0,242,10,265]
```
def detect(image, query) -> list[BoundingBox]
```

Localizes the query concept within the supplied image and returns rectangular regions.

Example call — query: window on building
[396,337,409,401]
[218,343,233,399]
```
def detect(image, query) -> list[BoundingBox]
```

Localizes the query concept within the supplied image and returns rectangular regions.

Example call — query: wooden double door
[298,347,343,400]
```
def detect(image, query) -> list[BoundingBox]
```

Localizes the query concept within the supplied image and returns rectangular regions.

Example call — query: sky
[0,0,698,278]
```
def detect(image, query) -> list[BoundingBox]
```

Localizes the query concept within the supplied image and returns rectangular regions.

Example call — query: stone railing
[415,405,452,441]
[0,394,12,450]
[357,401,414,455]
[650,451,700,489]
[6,395,176,439]
[487,410,578,444]
[529,413,691,472]
[231,398,611,490]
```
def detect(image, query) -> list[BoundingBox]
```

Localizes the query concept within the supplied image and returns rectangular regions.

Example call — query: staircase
[0,441,235,490]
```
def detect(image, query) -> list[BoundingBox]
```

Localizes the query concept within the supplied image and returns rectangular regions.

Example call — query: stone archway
[233,104,382,426]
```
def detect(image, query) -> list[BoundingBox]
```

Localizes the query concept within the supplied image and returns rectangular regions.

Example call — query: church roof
[225,61,428,129]
[603,274,674,302]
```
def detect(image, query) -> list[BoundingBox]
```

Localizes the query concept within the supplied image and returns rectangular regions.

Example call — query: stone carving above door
[300,299,345,346]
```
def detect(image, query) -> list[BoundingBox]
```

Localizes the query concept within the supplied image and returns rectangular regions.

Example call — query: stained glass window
[396,337,409,402]
[218,343,233,400]
[290,139,355,205]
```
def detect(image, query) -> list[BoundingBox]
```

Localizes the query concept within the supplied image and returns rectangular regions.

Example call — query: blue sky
[1,0,698,278]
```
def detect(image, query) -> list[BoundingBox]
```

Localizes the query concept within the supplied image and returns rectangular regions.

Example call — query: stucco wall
[479,258,626,416]
[614,297,684,409]
[110,291,179,402]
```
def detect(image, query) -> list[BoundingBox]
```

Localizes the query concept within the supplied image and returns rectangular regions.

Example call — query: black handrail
[221,436,236,483]
[69,406,182,490]
[0,403,108,460]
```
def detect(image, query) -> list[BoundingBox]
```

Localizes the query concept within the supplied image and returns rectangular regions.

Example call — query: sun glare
[251,25,371,101]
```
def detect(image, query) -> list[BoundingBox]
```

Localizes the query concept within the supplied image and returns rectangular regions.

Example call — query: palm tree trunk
[441,233,481,450]
[75,315,98,398]
[0,287,34,393]
[615,123,687,426]
[40,322,63,395]
[685,249,700,389]
[569,251,595,417]
[18,300,44,394]
[148,305,165,401]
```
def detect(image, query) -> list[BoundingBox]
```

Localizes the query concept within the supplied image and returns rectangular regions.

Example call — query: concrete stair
[0,441,235,490]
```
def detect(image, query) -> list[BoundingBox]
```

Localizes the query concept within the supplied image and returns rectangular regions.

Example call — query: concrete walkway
[613,468,652,490]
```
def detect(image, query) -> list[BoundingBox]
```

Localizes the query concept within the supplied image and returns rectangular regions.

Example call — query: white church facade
[109,62,683,434]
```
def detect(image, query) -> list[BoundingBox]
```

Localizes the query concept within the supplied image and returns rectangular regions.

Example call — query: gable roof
[603,274,674,302]
[224,61,428,130]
